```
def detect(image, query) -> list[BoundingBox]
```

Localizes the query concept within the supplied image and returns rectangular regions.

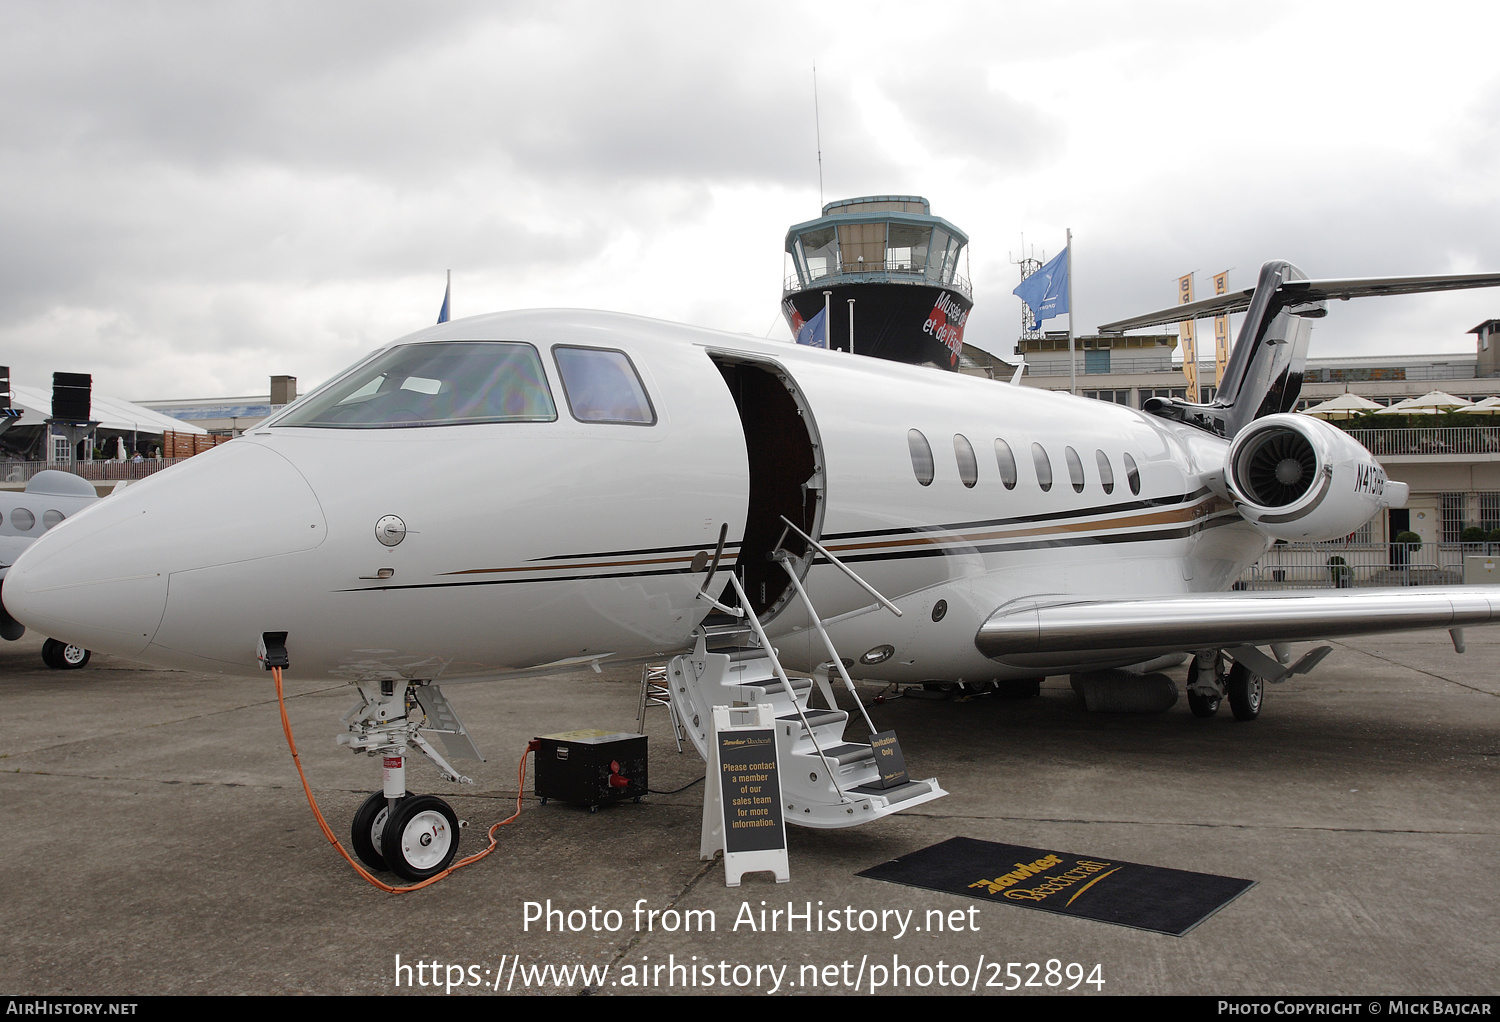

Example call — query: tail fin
[1128,260,1318,437]
[1097,260,1500,438]
[1155,260,1318,437]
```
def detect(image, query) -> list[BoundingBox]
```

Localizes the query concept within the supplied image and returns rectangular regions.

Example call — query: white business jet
[6,259,1500,881]
[0,469,100,668]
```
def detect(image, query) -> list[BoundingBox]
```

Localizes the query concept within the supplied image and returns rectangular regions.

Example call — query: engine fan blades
[1243,430,1317,506]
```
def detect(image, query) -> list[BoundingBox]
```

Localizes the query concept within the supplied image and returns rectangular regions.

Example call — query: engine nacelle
[1225,413,1408,542]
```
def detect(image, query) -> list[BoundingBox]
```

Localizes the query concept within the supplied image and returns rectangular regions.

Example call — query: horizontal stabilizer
[1098,271,1500,334]
[975,587,1500,670]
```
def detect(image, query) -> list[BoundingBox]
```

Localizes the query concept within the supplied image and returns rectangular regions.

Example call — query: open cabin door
[708,353,824,622]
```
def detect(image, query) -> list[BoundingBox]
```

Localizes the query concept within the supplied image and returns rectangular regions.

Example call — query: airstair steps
[852,779,935,804]
[667,548,946,830]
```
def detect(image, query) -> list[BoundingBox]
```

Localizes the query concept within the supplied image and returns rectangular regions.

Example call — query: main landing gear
[1186,650,1226,718]
[337,679,477,882]
[1225,660,1265,721]
[1186,649,1265,721]
[42,638,90,670]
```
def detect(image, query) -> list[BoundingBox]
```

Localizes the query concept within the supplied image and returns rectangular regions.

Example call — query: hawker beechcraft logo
[968,854,1122,904]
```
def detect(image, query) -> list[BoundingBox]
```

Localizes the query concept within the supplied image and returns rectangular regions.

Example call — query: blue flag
[796,307,827,348]
[1013,249,1069,329]
[437,275,451,324]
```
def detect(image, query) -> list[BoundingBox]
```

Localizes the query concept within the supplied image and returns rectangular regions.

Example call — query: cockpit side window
[273,341,557,428]
[552,346,656,425]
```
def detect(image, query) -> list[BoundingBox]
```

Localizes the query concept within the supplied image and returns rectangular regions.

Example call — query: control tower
[781,196,972,370]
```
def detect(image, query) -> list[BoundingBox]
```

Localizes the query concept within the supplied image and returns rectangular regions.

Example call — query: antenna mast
[813,65,824,207]
[1009,236,1043,340]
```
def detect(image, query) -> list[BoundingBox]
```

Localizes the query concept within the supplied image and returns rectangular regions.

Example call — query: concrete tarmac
[1,629,1496,997]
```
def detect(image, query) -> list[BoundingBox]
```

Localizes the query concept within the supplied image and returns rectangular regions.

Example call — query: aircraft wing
[1097,271,1500,333]
[975,587,1500,670]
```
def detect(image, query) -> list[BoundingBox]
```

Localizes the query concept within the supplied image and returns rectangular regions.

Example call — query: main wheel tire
[1187,688,1221,718]
[380,794,460,882]
[1227,661,1264,721]
[42,638,90,670]
[351,791,402,872]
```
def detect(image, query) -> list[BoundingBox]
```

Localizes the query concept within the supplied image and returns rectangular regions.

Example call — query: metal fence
[784,266,973,299]
[1235,542,1496,589]
[1343,427,1500,456]
[1,459,192,483]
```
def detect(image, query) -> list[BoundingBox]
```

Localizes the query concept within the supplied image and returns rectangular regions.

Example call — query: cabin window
[954,434,978,488]
[42,510,64,529]
[994,439,1017,490]
[553,347,656,425]
[11,508,33,531]
[1124,452,1142,495]
[272,341,557,428]
[908,429,934,486]
[1065,446,1085,493]
[1031,443,1052,492]
[1096,450,1115,494]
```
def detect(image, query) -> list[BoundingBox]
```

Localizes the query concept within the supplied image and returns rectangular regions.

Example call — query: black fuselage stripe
[342,513,1239,593]
[826,513,1241,564]
[530,488,1217,563]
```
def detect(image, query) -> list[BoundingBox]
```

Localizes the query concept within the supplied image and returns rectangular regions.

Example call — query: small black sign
[868,730,909,790]
[716,728,785,853]
[52,371,91,422]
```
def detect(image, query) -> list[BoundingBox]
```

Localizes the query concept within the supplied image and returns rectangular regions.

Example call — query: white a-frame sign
[701,704,789,886]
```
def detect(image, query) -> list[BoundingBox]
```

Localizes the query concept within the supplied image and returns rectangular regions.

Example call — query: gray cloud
[2,2,1499,399]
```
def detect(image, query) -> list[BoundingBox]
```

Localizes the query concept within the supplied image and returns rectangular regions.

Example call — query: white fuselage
[3,310,1272,685]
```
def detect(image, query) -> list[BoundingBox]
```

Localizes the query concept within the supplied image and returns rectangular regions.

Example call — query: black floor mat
[858,836,1254,936]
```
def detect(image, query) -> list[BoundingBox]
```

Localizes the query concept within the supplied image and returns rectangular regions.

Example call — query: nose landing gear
[337,679,476,881]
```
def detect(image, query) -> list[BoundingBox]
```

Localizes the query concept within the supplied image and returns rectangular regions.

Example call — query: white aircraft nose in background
[3,441,326,662]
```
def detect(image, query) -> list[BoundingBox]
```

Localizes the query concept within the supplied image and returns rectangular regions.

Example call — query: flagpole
[1067,228,1076,395]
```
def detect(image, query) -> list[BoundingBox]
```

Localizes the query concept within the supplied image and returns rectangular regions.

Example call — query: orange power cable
[273,665,529,893]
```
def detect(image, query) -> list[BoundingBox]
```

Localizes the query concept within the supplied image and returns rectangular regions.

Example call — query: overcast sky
[4,1,1499,401]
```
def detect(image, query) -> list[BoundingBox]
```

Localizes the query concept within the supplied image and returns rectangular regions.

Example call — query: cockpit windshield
[272,341,557,428]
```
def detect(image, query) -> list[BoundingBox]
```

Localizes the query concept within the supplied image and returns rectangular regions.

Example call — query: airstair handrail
[778,516,902,618]
[725,573,849,805]
[776,555,882,738]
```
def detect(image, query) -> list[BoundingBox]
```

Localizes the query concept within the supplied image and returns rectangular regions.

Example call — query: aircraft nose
[3,441,324,659]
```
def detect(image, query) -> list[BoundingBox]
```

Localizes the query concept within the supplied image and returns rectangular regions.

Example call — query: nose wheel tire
[42,639,91,670]
[1227,661,1265,721]
[380,794,460,881]
[351,791,407,872]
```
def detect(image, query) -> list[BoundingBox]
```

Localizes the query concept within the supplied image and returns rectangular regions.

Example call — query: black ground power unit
[533,730,648,811]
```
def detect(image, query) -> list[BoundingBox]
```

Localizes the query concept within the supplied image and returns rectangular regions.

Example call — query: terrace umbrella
[1454,396,1500,417]
[1301,393,1383,419]
[1375,390,1474,415]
